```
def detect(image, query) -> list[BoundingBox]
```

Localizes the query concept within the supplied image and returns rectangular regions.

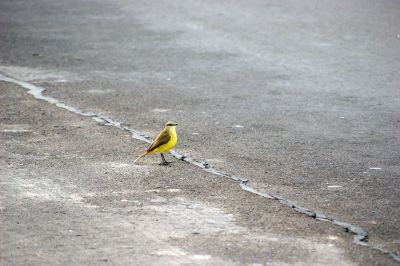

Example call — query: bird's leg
[160,153,170,165]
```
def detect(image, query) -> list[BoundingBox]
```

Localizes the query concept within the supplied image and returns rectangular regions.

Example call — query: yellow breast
[154,126,177,153]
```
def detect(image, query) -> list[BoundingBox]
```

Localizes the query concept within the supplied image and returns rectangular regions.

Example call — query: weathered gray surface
[1,0,399,265]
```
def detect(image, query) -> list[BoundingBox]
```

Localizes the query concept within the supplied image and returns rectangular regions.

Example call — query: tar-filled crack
[1,73,399,263]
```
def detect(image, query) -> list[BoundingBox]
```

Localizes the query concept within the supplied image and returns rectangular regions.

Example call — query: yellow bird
[134,121,178,165]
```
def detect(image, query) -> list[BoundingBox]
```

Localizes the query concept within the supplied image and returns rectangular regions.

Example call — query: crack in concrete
[1,73,399,263]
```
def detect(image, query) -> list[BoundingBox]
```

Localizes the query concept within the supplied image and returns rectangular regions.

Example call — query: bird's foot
[159,161,171,166]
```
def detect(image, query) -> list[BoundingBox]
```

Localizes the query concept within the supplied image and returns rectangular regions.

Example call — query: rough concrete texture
[0,0,399,265]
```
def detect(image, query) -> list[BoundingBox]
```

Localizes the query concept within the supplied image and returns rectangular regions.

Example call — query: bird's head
[165,121,178,127]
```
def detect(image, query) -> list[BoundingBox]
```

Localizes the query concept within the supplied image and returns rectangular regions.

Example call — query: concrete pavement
[1,0,399,265]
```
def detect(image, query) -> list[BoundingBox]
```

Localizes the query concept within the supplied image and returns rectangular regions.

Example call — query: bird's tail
[133,152,148,164]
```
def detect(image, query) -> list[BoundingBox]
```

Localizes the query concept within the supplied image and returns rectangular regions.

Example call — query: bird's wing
[147,128,171,152]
